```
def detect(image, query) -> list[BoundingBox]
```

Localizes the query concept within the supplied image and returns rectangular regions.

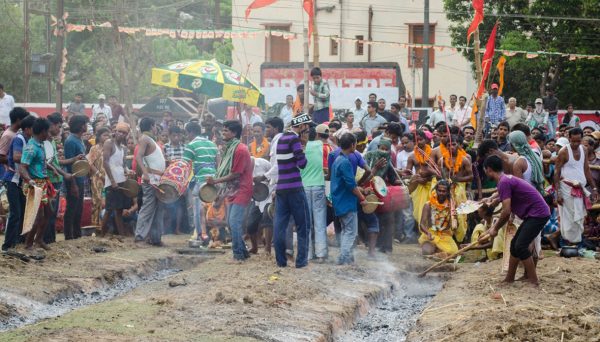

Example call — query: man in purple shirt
[274,113,311,268]
[482,155,550,287]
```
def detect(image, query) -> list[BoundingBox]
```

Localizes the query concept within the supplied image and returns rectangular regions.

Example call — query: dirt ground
[408,252,600,342]
[0,234,434,341]
[1,234,599,341]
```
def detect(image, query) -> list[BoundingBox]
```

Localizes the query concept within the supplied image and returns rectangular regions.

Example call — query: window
[264,24,291,62]
[355,35,364,55]
[330,37,339,56]
[408,24,436,68]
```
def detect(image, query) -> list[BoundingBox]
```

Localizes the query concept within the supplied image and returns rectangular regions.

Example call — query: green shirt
[183,136,219,183]
[45,139,62,183]
[300,140,325,187]
[21,138,47,180]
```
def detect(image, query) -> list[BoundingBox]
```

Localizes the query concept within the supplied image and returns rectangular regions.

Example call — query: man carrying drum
[101,122,132,236]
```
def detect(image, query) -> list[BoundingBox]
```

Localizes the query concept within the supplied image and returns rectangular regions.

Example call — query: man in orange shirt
[249,122,270,159]
[292,84,306,118]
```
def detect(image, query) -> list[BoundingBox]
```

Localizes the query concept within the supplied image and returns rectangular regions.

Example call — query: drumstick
[365,201,384,205]
[148,183,165,194]
[418,233,490,277]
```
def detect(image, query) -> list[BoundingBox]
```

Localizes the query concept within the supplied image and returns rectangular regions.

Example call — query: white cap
[556,137,569,147]
[535,98,543,104]
[98,94,106,100]
[355,97,362,102]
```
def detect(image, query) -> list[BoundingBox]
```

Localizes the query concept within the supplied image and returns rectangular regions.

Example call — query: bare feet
[36,242,51,251]
[545,233,559,251]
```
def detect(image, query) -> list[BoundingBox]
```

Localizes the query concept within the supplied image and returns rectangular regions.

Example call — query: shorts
[105,184,133,210]
[358,207,379,233]
[260,207,273,227]
[244,203,263,235]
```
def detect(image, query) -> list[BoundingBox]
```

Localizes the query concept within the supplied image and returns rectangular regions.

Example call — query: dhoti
[558,181,587,243]
[411,181,433,227]
[452,182,468,243]
[418,229,458,255]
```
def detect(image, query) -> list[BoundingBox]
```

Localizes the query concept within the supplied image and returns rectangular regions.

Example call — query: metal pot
[560,246,579,258]
[198,183,218,203]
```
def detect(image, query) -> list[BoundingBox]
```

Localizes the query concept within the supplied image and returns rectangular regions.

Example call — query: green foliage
[0,0,232,104]
[443,0,600,108]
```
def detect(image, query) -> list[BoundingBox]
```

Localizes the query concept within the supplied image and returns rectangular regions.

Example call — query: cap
[355,97,362,102]
[491,83,499,90]
[315,124,329,134]
[535,98,543,104]
[591,131,600,141]
[556,137,569,147]
[98,94,106,100]
[291,113,312,127]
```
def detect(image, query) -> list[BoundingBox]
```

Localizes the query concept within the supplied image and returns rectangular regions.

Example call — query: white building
[231,0,476,108]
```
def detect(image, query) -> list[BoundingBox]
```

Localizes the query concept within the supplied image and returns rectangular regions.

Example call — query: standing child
[19,118,54,250]
[330,133,368,265]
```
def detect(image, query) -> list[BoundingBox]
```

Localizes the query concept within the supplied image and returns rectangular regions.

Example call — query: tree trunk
[112,20,137,143]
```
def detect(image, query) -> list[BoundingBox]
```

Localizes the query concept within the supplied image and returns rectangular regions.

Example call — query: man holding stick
[482,155,550,287]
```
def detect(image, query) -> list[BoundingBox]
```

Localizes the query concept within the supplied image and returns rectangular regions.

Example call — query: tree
[444,0,600,108]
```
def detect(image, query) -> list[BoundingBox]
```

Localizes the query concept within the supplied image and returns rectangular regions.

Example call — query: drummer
[63,114,89,240]
[101,122,132,236]
[246,156,272,254]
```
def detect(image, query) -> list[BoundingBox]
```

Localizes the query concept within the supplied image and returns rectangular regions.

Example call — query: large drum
[376,185,410,213]
[156,160,192,204]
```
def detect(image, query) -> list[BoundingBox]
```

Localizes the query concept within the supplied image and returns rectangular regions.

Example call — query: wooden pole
[474,94,488,146]
[54,0,64,113]
[112,17,136,143]
[23,0,31,102]
[303,28,310,114]
[418,234,490,277]
[313,0,319,67]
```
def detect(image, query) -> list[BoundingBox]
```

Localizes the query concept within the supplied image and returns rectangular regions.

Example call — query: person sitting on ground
[467,204,505,261]
[418,180,457,257]
[203,196,229,248]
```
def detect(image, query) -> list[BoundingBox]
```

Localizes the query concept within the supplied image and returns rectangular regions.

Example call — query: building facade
[232,0,476,108]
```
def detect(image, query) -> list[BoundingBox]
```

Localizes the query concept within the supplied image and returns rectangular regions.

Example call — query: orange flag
[470,96,478,128]
[476,22,499,99]
[467,0,484,45]
[303,0,314,41]
[245,0,278,20]
[496,56,506,96]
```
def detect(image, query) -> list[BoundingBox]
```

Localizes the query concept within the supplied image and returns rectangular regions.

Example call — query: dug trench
[0,235,452,341]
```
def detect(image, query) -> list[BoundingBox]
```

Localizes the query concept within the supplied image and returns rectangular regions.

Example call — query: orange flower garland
[414,144,432,165]
[429,189,450,211]
[440,143,467,175]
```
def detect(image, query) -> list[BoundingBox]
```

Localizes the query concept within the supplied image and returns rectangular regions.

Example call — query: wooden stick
[418,233,490,277]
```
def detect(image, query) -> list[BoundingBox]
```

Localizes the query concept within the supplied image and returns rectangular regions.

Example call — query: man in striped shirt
[274,113,311,268]
[184,122,219,242]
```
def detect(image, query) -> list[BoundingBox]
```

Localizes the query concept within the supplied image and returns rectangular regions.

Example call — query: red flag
[466,0,484,45]
[245,0,278,20]
[303,0,314,40]
[476,22,499,99]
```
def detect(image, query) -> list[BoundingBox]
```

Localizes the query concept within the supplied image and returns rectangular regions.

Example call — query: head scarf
[378,137,392,150]
[508,130,544,192]
[365,137,392,178]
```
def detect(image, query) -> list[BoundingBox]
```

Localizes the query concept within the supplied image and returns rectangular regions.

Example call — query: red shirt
[322,142,333,170]
[229,143,253,205]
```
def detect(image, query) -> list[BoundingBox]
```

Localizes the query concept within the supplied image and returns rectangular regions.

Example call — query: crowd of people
[0,69,599,286]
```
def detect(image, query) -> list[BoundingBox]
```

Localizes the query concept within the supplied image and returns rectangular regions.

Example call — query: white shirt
[450,106,471,128]
[252,157,272,211]
[265,132,282,185]
[0,93,15,126]
[241,111,263,127]
[279,105,293,127]
[427,110,453,127]
[92,104,112,122]
[350,107,368,122]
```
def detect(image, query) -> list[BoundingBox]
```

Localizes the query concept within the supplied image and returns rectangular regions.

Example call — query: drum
[156,160,192,204]
[376,185,410,213]
[199,183,218,203]
[72,160,90,177]
[371,176,388,199]
[252,183,269,202]
[362,194,380,214]
[120,179,140,199]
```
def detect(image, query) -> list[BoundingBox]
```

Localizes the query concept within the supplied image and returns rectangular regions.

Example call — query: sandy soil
[408,253,600,342]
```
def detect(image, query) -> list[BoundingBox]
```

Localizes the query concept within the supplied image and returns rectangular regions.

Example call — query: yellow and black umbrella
[151,60,265,108]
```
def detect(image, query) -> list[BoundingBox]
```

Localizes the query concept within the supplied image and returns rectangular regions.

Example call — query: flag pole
[303,27,310,114]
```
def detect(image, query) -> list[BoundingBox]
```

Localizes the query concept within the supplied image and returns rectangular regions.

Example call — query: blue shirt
[21,138,47,179]
[3,134,26,184]
[331,153,358,216]
[327,148,366,175]
[485,95,506,125]
[64,134,86,185]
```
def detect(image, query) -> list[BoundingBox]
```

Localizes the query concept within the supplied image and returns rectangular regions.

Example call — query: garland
[429,190,450,212]
[414,144,432,166]
[440,144,467,175]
